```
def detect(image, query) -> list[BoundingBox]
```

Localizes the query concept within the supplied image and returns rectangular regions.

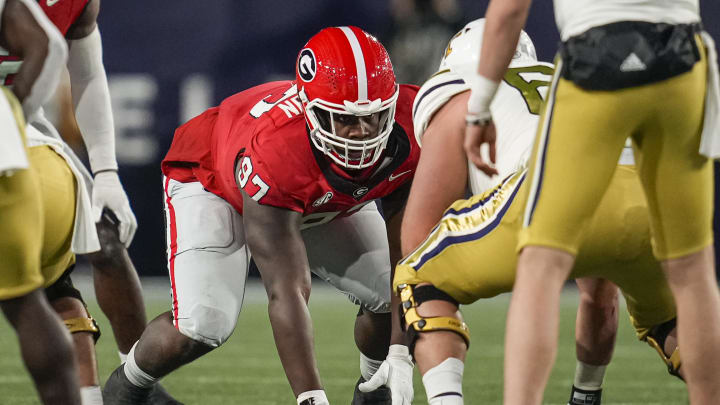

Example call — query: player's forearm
[68,26,118,173]
[478,0,532,82]
[266,285,323,396]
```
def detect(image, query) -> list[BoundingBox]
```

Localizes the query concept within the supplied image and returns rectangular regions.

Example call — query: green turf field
[0,280,687,404]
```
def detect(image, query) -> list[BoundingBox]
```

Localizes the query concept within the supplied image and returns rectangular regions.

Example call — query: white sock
[297,390,329,405]
[80,386,103,405]
[118,351,128,364]
[123,342,158,388]
[573,361,606,391]
[422,358,464,405]
[360,352,383,381]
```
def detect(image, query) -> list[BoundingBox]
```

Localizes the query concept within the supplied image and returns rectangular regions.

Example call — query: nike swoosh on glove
[358,344,414,405]
[92,171,137,247]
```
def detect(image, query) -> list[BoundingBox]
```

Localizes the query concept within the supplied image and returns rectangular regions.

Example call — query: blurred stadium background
[5,0,719,403]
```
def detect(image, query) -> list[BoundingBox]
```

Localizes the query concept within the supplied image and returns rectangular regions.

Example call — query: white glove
[358,345,414,405]
[92,171,137,247]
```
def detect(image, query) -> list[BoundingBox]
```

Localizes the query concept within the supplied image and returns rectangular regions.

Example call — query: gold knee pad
[63,316,101,343]
[397,283,470,350]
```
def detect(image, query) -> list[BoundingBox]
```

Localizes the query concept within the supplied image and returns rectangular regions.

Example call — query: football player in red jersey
[104,26,418,405]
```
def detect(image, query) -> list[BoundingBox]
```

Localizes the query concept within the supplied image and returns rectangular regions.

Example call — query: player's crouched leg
[105,247,245,405]
[400,283,469,405]
[103,311,215,405]
[352,306,393,405]
[45,269,103,404]
[104,179,248,404]
[105,284,239,405]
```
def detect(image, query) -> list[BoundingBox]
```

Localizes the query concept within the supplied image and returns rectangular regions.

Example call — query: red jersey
[39,0,91,36]
[0,0,91,86]
[162,81,419,227]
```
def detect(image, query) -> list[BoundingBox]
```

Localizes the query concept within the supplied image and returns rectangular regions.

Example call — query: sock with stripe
[422,357,464,405]
[123,342,158,388]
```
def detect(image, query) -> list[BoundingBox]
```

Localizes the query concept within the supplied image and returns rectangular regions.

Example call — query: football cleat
[102,365,151,405]
[568,385,602,405]
[351,376,391,405]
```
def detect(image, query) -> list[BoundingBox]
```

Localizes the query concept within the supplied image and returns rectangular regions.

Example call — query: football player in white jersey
[463,0,720,403]
[0,1,81,404]
[358,19,630,405]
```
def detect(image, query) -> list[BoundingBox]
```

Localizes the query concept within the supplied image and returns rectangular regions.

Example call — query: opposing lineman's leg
[1,289,81,405]
[504,246,575,405]
[662,246,720,402]
[413,297,466,405]
[105,179,249,404]
[86,215,146,356]
[50,296,102,405]
[355,307,391,371]
[569,278,618,404]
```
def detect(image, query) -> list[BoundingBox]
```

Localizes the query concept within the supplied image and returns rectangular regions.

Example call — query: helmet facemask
[301,86,399,169]
[296,26,399,170]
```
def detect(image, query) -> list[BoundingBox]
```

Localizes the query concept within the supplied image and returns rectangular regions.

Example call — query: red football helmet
[296,26,399,169]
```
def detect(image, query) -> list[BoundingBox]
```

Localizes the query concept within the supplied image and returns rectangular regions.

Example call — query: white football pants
[163,178,391,347]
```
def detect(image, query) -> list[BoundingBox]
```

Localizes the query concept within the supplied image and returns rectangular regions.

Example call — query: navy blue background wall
[95,1,720,276]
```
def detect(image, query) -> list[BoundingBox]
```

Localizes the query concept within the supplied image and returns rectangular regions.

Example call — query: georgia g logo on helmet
[298,49,317,82]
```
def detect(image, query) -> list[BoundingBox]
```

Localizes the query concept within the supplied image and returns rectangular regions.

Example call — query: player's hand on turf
[464,119,498,176]
[92,170,137,247]
[358,345,414,405]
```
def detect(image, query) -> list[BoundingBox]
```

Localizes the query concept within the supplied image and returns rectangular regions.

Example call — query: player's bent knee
[397,283,469,353]
[644,318,683,380]
[177,304,237,348]
[46,271,102,342]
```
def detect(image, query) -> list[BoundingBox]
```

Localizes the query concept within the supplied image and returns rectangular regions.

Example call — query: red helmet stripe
[339,26,368,101]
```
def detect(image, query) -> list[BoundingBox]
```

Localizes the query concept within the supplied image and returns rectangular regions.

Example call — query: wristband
[466,74,500,118]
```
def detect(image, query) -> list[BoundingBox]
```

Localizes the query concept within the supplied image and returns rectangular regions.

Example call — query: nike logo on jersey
[388,170,412,181]
[46,0,60,6]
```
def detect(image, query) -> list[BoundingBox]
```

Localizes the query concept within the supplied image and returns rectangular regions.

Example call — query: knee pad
[645,318,682,380]
[397,283,470,353]
[64,316,101,343]
[176,304,236,348]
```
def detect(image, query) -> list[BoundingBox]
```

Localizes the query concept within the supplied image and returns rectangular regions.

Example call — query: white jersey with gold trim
[413,62,554,194]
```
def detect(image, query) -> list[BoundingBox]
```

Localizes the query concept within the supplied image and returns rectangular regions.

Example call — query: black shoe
[102,365,152,405]
[148,383,184,405]
[351,376,391,405]
[568,385,602,405]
